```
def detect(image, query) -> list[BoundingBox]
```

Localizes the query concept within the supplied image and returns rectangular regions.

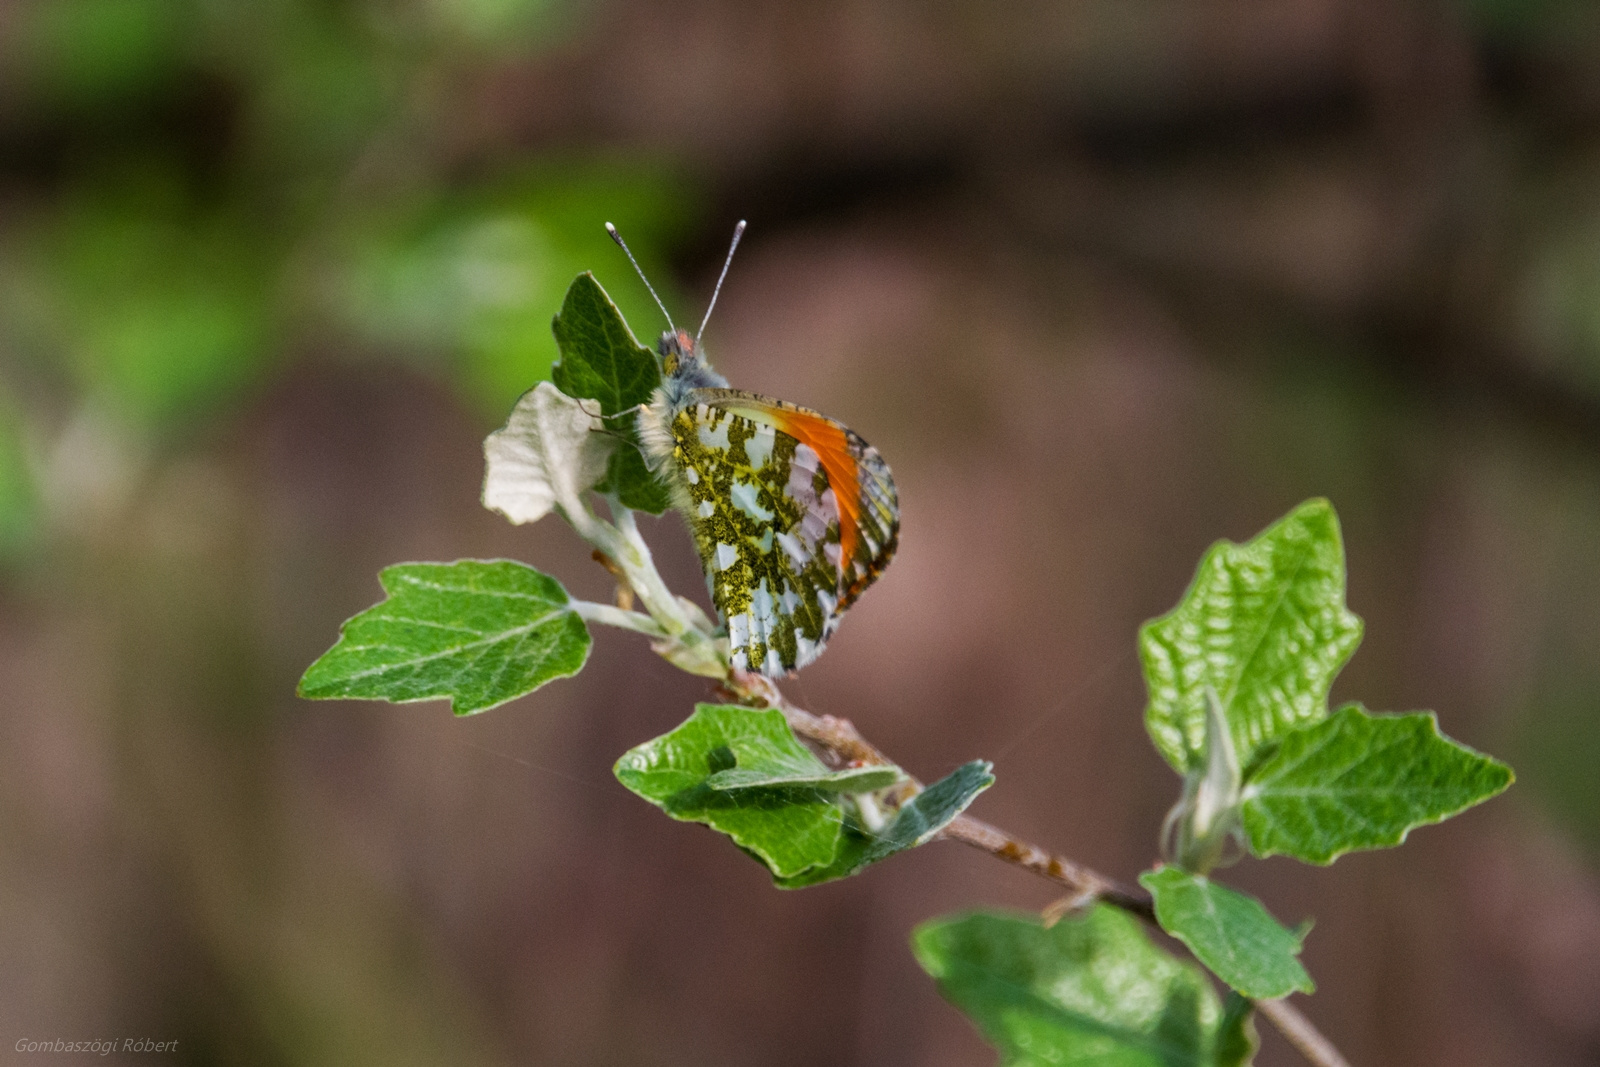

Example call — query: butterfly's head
[658,329,728,396]
[659,329,695,377]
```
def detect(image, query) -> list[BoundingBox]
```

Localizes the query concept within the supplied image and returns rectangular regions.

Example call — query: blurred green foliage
[1512,492,1600,860]
[0,0,692,553]
[1458,0,1600,40]
[24,169,275,433]
[1519,677,1600,858]
[338,164,690,418]
[0,393,37,555]
[13,0,194,110]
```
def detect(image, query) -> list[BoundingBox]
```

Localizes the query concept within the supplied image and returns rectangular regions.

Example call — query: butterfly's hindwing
[667,393,898,676]
[671,404,829,673]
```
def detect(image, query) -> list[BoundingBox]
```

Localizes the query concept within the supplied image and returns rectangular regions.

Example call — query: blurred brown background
[2,0,1599,1064]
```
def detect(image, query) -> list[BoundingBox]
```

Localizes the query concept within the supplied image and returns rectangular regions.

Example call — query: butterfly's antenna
[605,222,675,333]
[597,403,647,423]
[697,219,746,344]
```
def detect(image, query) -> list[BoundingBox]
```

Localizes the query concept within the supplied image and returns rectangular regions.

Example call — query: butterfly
[610,221,900,677]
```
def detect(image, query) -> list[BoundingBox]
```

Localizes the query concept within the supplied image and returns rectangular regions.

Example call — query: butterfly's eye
[659,330,693,377]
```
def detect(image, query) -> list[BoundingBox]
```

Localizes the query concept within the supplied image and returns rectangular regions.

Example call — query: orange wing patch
[761,407,864,565]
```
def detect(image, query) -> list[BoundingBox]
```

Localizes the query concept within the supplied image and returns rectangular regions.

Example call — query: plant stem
[1256,998,1353,1067]
[561,497,685,633]
[562,495,727,676]
[570,600,664,636]
[937,814,1154,922]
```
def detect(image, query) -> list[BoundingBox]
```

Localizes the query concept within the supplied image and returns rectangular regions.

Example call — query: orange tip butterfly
[608,220,900,676]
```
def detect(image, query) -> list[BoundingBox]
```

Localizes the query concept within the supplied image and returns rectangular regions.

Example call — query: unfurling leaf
[549,272,669,513]
[913,907,1258,1067]
[1240,704,1515,864]
[298,560,591,715]
[1141,866,1313,999]
[775,761,994,888]
[1142,498,1363,775]
[1166,687,1244,875]
[482,381,615,525]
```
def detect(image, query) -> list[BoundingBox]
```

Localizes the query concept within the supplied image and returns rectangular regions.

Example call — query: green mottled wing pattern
[669,390,898,676]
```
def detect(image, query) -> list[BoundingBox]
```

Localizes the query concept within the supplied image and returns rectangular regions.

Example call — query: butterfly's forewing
[668,389,899,676]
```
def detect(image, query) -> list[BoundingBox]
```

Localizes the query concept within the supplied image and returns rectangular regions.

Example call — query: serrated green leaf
[1140,867,1313,999]
[1141,498,1364,775]
[614,704,863,879]
[298,560,590,715]
[775,761,994,888]
[549,272,668,513]
[550,272,659,413]
[913,907,1249,1066]
[1240,704,1515,864]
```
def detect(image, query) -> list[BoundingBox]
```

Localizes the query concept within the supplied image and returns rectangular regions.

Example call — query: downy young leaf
[298,560,591,715]
[913,907,1258,1067]
[774,761,995,888]
[1167,687,1244,875]
[614,704,890,880]
[1240,704,1515,864]
[1142,498,1363,775]
[1140,866,1313,999]
[549,272,669,513]
[482,381,615,525]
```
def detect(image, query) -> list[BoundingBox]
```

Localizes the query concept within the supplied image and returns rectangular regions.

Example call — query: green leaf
[298,560,591,715]
[550,272,660,414]
[775,761,994,888]
[598,446,672,515]
[913,907,1251,1066]
[1240,704,1515,864]
[549,272,669,513]
[1140,867,1313,999]
[613,704,855,879]
[1141,498,1363,775]
[1215,993,1259,1067]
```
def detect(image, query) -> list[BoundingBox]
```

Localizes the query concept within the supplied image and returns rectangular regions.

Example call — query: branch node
[1041,888,1101,928]
[590,549,636,611]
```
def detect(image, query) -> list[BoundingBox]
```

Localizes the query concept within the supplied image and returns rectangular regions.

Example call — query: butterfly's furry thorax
[637,329,725,492]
